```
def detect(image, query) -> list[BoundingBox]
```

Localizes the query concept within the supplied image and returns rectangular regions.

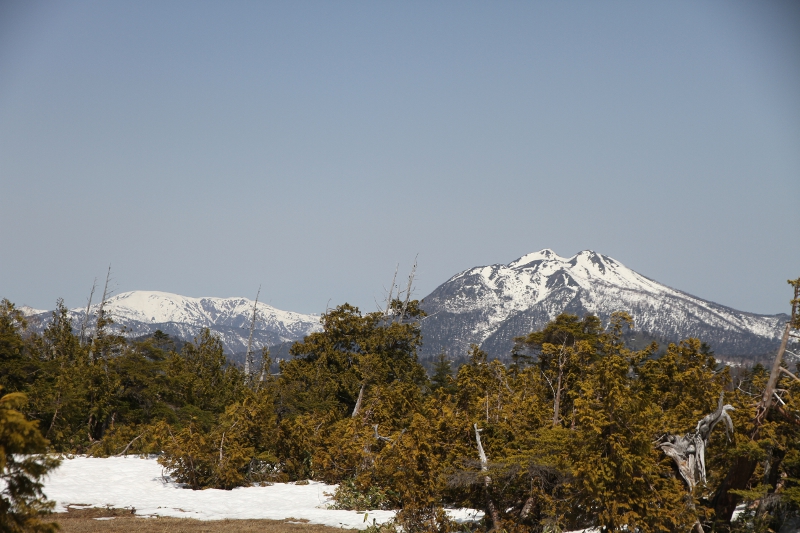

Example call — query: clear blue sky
[1,1,798,316]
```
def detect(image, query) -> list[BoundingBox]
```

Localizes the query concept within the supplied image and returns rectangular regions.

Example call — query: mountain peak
[569,250,611,275]
[420,248,788,360]
[509,248,563,268]
[574,249,601,259]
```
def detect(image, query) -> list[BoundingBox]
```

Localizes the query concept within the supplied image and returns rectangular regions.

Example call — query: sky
[1,1,798,316]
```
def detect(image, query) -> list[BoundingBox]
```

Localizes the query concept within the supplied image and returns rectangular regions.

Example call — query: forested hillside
[2,280,799,533]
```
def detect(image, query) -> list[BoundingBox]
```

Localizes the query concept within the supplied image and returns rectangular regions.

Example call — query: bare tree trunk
[352,383,365,418]
[384,264,398,317]
[756,322,792,423]
[712,455,759,524]
[474,424,501,532]
[552,363,563,427]
[519,495,535,521]
[548,341,568,427]
[88,266,111,362]
[781,367,800,383]
[658,393,734,491]
[399,255,417,321]
[244,286,261,380]
[116,433,144,456]
[46,392,61,439]
[78,279,96,346]
[714,285,798,524]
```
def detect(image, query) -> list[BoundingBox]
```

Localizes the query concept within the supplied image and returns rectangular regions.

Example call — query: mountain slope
[26,291,322,354]
[419,249,788,360]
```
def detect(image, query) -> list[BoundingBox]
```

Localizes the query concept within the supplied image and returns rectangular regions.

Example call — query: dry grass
[52,507,358,532]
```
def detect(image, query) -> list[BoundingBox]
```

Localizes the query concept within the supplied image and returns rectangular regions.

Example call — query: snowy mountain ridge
[86,291,319,334]
[419,249,789,360]
[26,290,322,354]
[20,251,790,361]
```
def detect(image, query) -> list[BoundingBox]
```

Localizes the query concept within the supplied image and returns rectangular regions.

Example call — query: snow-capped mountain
[20,252,790,361]
[25,291,321,354]
[419,249,789,360]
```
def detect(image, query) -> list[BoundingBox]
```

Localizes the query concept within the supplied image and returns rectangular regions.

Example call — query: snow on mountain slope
[419,249,788,360]
[28,291,321,354]
[19,305,49,316]
[96,291,319,338]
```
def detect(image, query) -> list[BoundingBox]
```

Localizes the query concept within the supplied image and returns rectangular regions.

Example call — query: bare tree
[656,393,736,533]
[351,383,365,418]
[657,392,735,491]
[244,286,261,380]
[354,259,418,418]
[712,279,800,524]
[88,266,112,362]
[540,339,569,427]
[384,264,399,318]
[398,254,418,322]
[78,278,96,346]
[474,424,501,532]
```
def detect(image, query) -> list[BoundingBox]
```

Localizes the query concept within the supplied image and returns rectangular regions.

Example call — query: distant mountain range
[23,291,321,354]
[20,250,791,362]
[418,249,789,361]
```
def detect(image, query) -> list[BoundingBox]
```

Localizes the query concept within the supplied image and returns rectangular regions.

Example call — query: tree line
[1,280,799,533]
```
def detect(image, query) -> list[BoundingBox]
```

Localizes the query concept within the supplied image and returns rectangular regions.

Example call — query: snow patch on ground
[43,456,480,530]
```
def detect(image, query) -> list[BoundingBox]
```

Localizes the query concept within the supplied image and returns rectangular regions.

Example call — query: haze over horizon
[2,1,798,316]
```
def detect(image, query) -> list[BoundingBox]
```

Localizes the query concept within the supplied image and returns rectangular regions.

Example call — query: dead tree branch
[116,432,144,457]
[373,424,393,443]
[244,286,261,379]
[756,322,793,424]
[78,278,96,346]
[713,281,799,524]
[657,392,734,491]
[474,424,501,531]
[399,255,417,321]
[384,264,398,318]
[352,383,365,418]
[88,266,112,362]
[780,367,800,383]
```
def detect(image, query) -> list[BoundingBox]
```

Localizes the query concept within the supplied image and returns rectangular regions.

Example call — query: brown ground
[53,507,358,532]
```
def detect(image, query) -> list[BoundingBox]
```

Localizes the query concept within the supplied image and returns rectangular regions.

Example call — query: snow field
[43,456,480,530]
[39,457,743,533]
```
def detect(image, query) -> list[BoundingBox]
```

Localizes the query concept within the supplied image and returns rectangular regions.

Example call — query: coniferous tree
[0,300,34,394]
[569,313,691,532]
[430,351,455,394]
[0,387,60,533]
[165,328,244,428]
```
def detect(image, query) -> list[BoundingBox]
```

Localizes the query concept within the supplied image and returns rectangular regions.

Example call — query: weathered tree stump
[657,393,734,491]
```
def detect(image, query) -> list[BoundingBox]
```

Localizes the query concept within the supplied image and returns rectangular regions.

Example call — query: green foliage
[157,354,274,489]
[274,303,429,486]
[784,445,800,508]
[444,343,569,531]
[157,393,279,490]
[328,479,395,511]
[5,285,800,532]
[166,329,245,419]
[430,351,455,394]
[569,313,693,532]
[280,303,427,419]
[392,506,459,533]
[0,388,60,533]
[0,300,34,395]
